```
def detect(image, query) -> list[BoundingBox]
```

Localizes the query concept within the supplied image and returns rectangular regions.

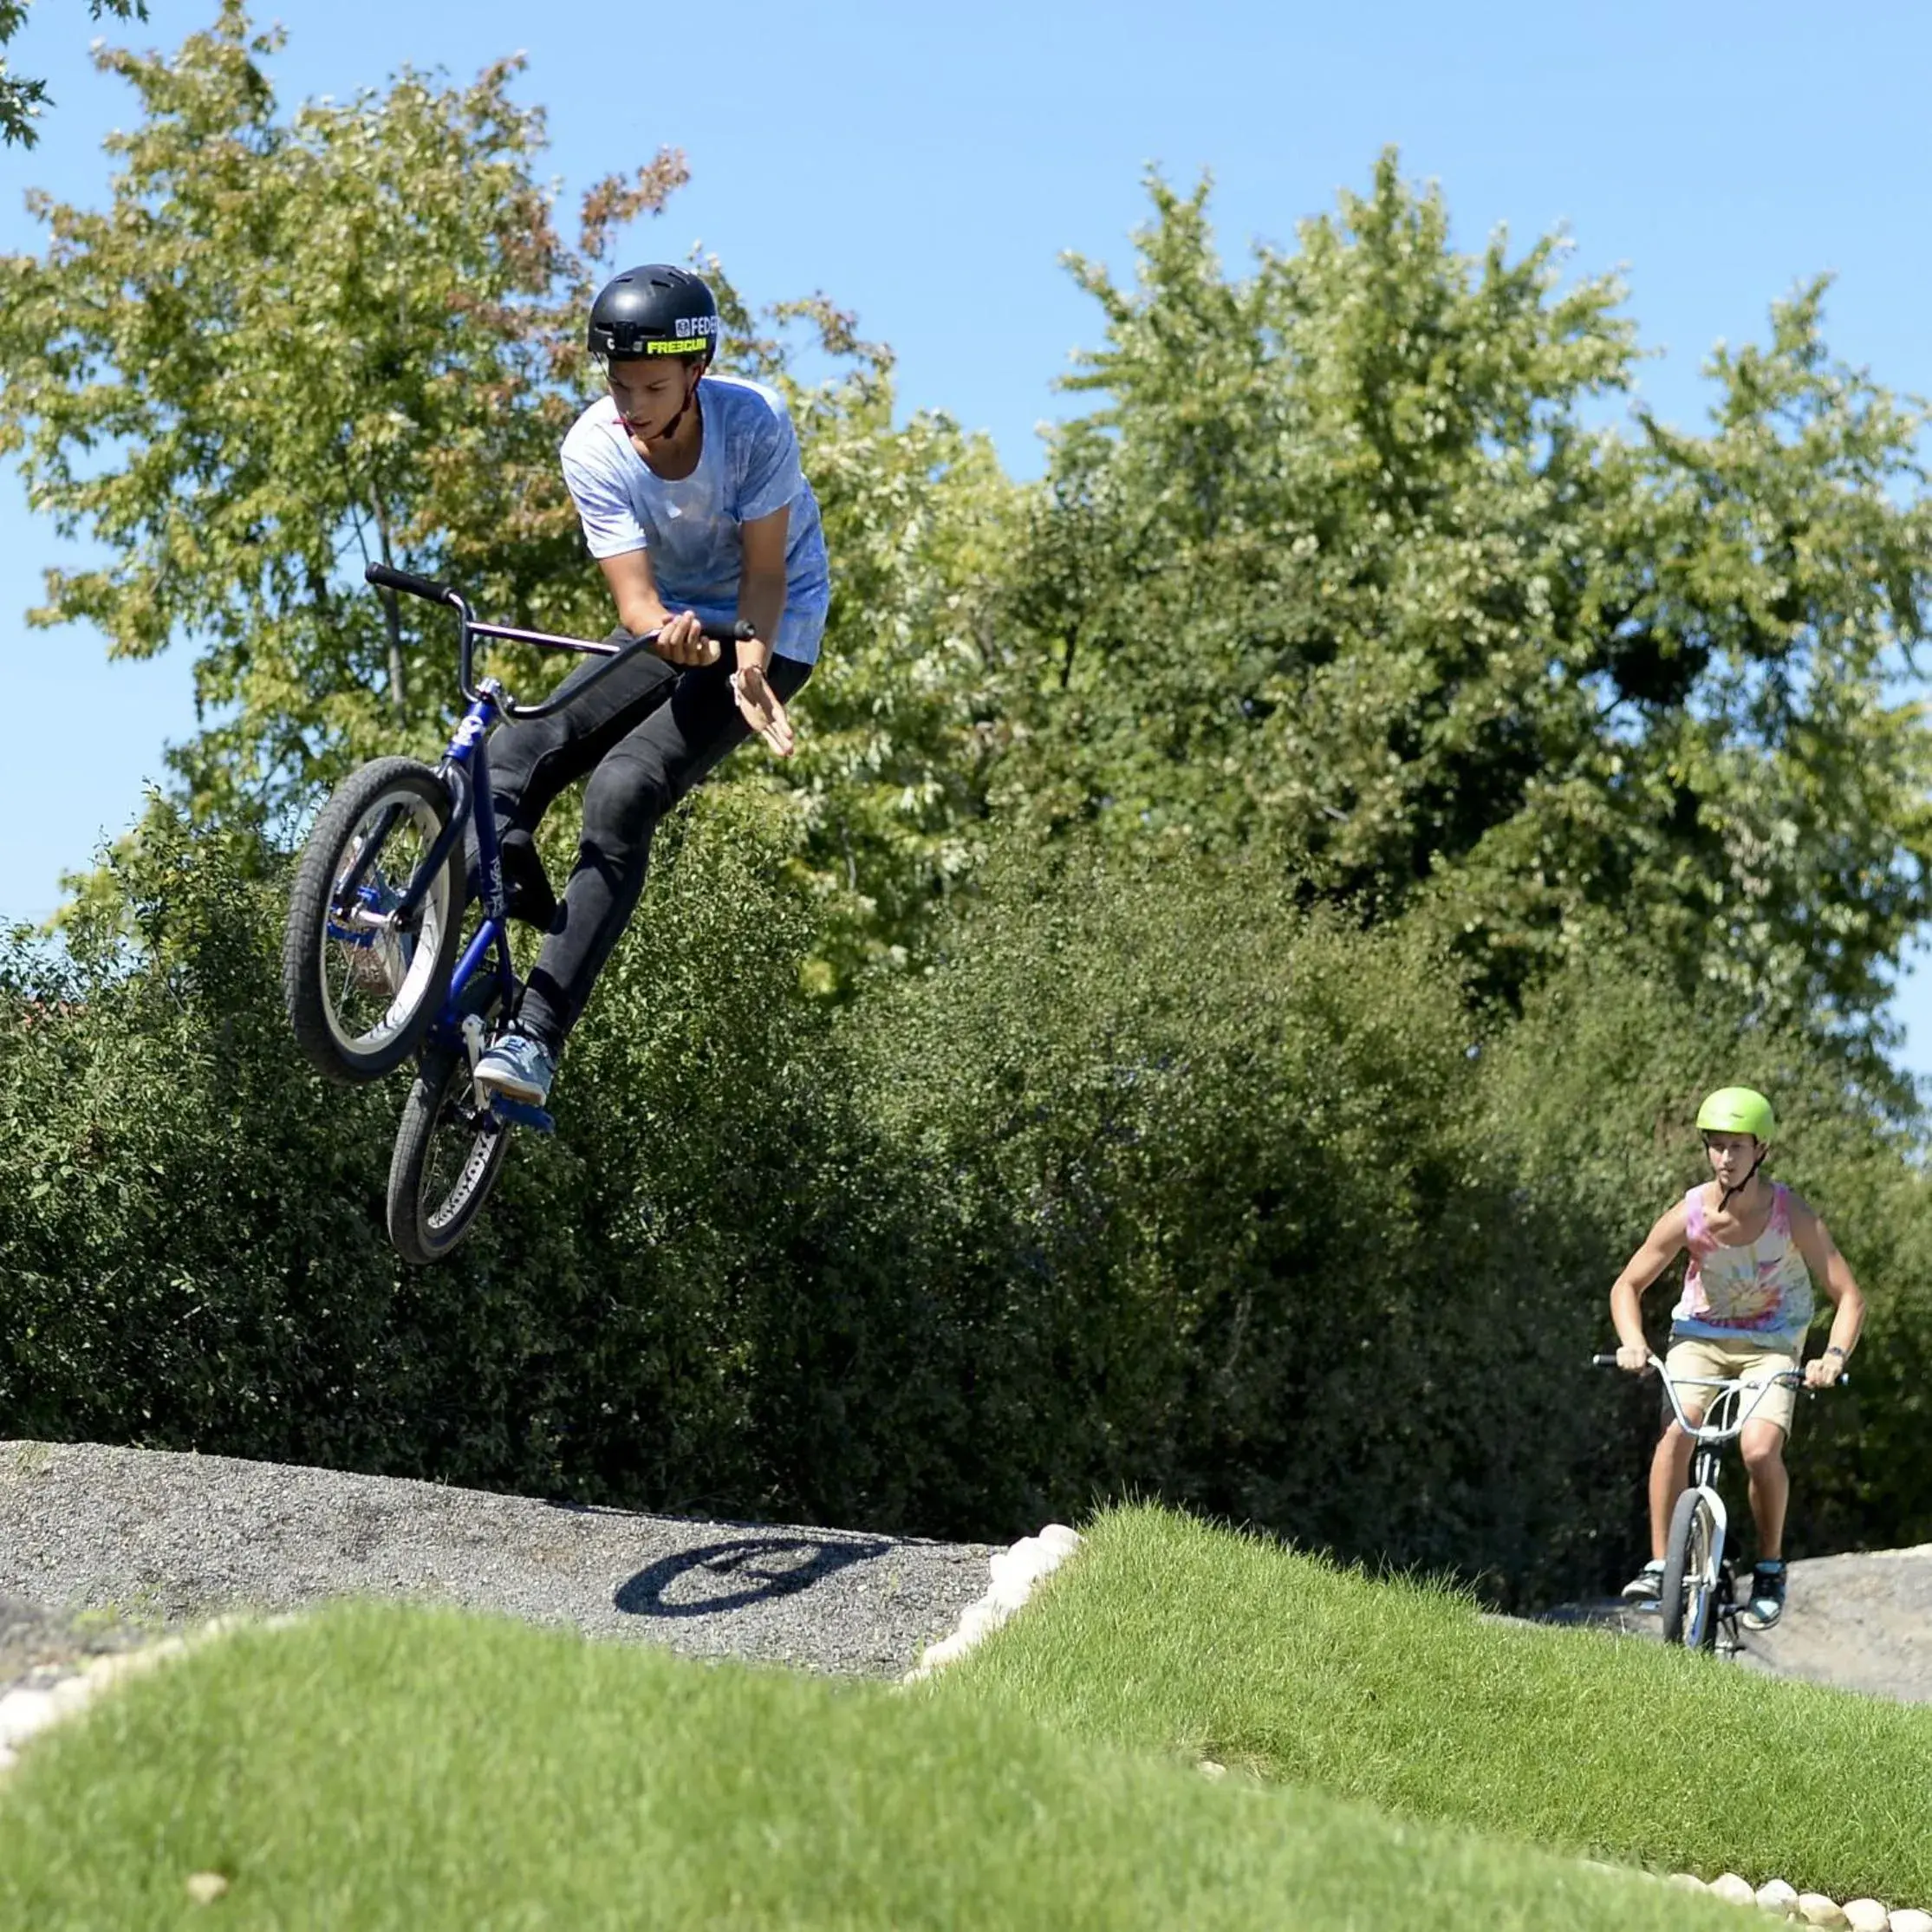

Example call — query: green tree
[1003,158,1932,1031]
[0,0,144,146]
[0,1,693,836]
[702,289,1018,976]
[2,3,1015,973]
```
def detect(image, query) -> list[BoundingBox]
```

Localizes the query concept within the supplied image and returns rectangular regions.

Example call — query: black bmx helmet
[587,264,720,368]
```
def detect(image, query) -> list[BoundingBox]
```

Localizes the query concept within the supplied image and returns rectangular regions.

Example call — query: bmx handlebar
[367,561,456,607]
[1590,1350,1848,1442]
[362,562,758,718]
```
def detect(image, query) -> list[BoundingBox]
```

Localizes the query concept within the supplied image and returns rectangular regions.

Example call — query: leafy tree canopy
[8,16,1931,1027]
[0,0,145,146]
[0,3,1013,974]
[1003,159,1932,1031]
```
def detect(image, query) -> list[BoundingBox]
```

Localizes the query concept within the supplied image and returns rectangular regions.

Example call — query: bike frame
[1650,1360,1800,1652]
[1593,1350,1831,1653]
[351,567,728,1125]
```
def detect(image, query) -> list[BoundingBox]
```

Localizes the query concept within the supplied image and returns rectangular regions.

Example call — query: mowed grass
[0,1601,1754,1932]
[930,1503,1932,1905]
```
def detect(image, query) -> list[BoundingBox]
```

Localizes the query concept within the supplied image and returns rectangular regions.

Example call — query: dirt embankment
[1,1439,992,1695]
[6,1438,1928,1707]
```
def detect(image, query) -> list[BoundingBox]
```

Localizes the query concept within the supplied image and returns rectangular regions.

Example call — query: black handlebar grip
[366,562,455,606]
[1590,1354,1619,1367]
[696,618,759,646]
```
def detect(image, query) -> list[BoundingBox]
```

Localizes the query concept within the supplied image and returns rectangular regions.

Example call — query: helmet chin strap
[1718,1144,1768,1212]
[644,363,706,448]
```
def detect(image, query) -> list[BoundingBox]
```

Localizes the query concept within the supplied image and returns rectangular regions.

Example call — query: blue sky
[4,0,1932,1059]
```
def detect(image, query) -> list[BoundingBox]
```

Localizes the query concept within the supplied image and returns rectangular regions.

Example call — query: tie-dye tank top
[1670,1182,1813,1350]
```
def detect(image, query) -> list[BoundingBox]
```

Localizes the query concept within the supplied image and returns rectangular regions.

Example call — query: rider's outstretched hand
[732,665,796,758]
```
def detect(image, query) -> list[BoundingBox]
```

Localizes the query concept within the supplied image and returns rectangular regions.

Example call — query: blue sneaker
[473,1031,556,1106]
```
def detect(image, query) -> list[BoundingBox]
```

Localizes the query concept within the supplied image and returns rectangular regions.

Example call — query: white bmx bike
[1592,1351,1844,1653]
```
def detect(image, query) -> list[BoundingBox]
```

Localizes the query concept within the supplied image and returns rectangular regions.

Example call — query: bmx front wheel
[1660,1487,1721,1651]
[387,1046,512,1265]
[283,758,464,1083]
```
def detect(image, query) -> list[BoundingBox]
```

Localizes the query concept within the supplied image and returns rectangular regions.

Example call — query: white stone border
[0,1613,295,1776]
[1635,1867,1932,1929]
[902,1523,1083,1682]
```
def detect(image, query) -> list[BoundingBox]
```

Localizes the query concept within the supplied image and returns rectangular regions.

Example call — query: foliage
[0,0,686,835]
[0,4,1016,972]
[1001,159,1932,1031]
[6,66,1932,1588]
[12,803,1929,1596]
[0,0,143,146]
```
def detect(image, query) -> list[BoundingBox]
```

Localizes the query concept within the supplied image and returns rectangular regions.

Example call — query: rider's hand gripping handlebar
[362,561,758,719]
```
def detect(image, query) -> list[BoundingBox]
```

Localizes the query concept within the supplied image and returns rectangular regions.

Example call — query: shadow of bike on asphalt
[614,1535,892,1621]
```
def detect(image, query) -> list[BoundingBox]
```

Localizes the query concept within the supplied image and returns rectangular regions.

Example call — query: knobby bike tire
[1659,1486,1721,1650]
[283,758,464,1083]
[387,1046,512,1265]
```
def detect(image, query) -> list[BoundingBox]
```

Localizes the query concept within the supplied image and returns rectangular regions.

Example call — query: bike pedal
[490,1096,556,1135]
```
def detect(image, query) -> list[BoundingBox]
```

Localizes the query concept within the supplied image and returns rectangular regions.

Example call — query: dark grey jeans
[483,640,812,1049]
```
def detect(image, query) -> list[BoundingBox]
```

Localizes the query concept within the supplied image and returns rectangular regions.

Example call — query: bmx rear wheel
[283,758,464,1083]
[1660,1487,1721,1651]
[387,1045,512,1265]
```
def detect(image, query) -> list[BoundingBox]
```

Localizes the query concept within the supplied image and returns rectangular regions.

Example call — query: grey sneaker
[1621,1558,1666,1606]
[473,1031,556,1106]
[1741,1560,1787,1631]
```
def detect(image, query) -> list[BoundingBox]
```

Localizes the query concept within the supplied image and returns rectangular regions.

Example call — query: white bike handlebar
[1590,1351,1846,1444]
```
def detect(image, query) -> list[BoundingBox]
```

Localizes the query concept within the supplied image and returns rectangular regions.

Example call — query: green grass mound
[0,1600,1749,1932]
[929,1503,1931,1904]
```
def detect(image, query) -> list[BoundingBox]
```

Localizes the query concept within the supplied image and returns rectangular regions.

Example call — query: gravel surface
[1740,1545,1932,1701]
[1512,1551,1932,1704]
[11,1438,1929,1712]
[0,1440,993,1694]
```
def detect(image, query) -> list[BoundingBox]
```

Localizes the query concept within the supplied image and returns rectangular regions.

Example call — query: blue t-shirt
[559,374,830,664]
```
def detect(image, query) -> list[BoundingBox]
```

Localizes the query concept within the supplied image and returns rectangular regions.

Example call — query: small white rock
[1798,1898,1850,1929]
[1889,1912,1932,1932]
[1669,1872,1711,1893]
[1760,1879,1801,1913]
[903,1524,1083,1681]
[1844,1905,1890,1932]
[184,1871,230,1905]
[47,1676,94,1718]
[1712,1874,1758,1905]
[1196,1759,1227,1780]
[0,1688,59,1748]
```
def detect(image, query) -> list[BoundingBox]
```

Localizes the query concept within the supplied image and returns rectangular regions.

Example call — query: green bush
[5,803,1929,1603]
[1480,953,1932,1569]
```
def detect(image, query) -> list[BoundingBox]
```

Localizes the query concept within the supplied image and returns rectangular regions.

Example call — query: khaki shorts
[1662,1335,1801,1437]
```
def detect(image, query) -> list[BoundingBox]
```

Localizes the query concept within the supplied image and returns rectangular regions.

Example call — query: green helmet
[1696,1086,1776,1142]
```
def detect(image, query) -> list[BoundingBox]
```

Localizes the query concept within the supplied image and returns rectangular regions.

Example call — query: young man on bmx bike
[1606,1087,1865,1630]
[469,263,829,1108]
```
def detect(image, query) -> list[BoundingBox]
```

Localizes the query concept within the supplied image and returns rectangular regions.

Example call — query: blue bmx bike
[280,561,751,1263]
